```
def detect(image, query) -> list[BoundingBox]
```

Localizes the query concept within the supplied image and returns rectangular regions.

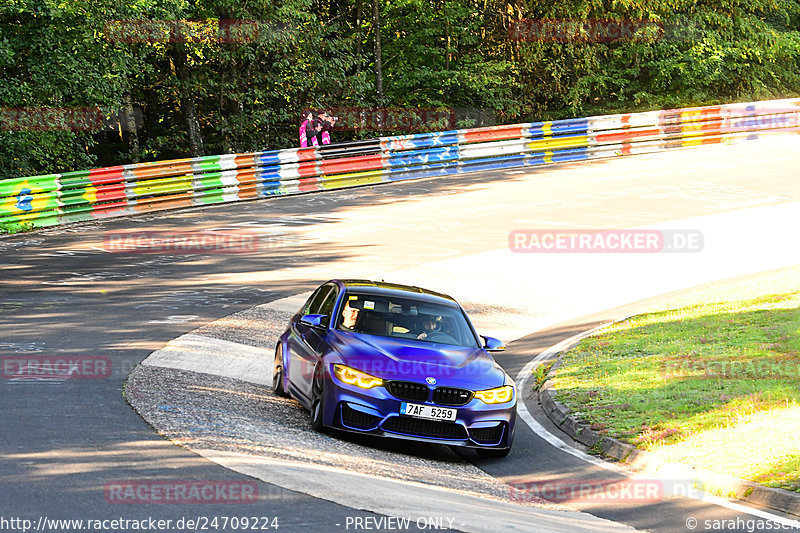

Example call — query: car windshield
[336,292,479,348]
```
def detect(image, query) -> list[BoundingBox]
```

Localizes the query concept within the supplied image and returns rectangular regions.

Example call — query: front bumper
[321,376,516,450]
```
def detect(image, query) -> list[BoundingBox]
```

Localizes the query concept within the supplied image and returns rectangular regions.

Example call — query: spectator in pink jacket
[298,111,313,147]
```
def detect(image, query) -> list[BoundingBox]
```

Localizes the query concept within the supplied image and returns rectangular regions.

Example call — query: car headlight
[333,364,383,389]
[474,385,514,404]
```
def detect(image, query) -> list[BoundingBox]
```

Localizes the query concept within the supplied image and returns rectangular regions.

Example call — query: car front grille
[385,380,430,402]
[470,423,506,444]
[340,403,381,430]
[382,416,467,440]
[432,386,473,406]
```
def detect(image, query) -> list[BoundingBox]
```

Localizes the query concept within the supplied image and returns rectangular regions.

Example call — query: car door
[288,284,338,400]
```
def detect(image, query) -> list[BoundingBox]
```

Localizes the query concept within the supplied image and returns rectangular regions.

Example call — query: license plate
[400,402,456,422]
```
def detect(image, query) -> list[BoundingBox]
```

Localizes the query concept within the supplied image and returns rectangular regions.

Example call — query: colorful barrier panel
[1,98,798,231]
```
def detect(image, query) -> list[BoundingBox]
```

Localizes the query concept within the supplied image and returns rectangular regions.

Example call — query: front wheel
[273,346,288,397]
[310,365,327,432]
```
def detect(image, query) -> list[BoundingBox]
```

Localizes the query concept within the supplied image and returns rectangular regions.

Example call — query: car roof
[335,279,460,307]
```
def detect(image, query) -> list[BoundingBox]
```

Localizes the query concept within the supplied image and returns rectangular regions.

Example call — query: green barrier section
[0,174,62,229]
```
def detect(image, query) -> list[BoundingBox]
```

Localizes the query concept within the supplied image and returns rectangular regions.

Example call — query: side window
[302,290,319,315]
[317,286,339,327]
[305,286,332,315]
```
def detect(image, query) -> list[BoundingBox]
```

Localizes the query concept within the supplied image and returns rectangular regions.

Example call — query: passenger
[416,316,439,340]
[298,111,313,147]
[341,301,360,331]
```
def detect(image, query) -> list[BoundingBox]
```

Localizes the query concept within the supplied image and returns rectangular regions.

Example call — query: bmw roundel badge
[426,377,437,385]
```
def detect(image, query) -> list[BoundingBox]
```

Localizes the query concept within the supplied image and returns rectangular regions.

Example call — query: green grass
[531,361,554,391]
[0,221,35,234]
[548,267,800,492]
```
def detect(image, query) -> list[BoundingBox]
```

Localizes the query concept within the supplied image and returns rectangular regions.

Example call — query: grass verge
[0,221,35,234]
[548,267,800,492]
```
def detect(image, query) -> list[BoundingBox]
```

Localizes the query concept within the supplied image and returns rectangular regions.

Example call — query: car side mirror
[300,314,327,329]
[481,336,505,352]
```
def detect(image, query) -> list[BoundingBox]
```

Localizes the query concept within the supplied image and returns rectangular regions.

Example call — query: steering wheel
[424,331,457,344]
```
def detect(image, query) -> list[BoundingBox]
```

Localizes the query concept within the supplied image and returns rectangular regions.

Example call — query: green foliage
[531,360,554,390]
[1,0,799,178]
[0,219,35,234]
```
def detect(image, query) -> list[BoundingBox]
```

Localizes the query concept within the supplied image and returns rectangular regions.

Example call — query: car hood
[329,330,507,389]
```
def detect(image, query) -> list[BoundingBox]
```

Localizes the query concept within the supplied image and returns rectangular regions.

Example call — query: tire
[310,365,326,432]
[476,447,511,458]
[273,346,288,397]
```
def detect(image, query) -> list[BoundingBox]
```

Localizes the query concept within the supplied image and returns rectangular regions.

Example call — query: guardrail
[2,98,798,231]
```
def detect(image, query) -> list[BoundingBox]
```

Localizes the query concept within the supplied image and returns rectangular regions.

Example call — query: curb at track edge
[518,321,800,520]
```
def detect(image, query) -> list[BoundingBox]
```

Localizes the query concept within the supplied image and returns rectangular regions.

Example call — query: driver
[341,301,360,331]
[416,316,439,340]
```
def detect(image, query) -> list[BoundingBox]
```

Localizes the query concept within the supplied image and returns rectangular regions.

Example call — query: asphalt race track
[2,136,800,532]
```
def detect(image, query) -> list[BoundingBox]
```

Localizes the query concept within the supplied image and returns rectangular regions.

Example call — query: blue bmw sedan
[274,279,516,457]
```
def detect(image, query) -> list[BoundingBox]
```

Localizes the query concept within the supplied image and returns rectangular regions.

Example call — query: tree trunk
[218,50,235,154]
[445,14,450,72]
[355,0,363,74]
[122,90,140,163]
[372,0,384,109]
[170,44,204,157]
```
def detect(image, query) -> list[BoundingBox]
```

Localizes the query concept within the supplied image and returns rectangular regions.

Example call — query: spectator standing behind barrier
[301,118,322,147]
[307,120,323,147]
[317,111,338,145]
[298,111,313,147]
